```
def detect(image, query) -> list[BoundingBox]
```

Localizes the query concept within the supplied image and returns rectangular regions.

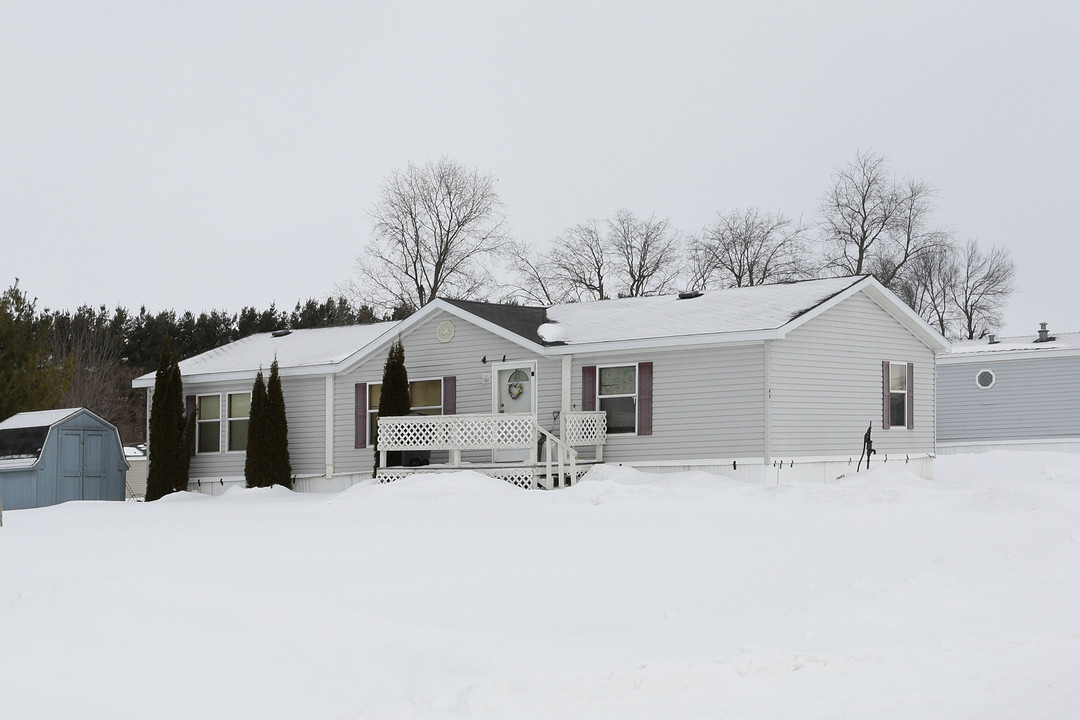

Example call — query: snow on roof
[947,330,1080,357]
[0,408,81,431]
[538,276,864,346]
[135,321,400,383]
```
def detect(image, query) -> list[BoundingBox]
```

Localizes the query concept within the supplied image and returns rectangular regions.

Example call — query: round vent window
[976,369,996,389]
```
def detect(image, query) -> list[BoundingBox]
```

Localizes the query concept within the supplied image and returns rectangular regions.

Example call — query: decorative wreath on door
[507,382,524,400]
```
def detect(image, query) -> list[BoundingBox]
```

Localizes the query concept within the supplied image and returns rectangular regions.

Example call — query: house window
[227,392,251,452]
[889,362,908,428]
[368,378,443,444]
[598,365,637,434]
[196,395,221,453]
[976,369,996,389]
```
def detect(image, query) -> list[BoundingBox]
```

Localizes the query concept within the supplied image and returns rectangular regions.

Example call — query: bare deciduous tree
[549,219,612,301]
[951,239,1017,340]
[820,149,948,289]
[502,240,562,305]
[345,157,509,312]
[51,305,142,441]
[510,211,683,303]
[607,209,683,297]
[896,244,958,338]
[690,208,811,288]
[895,238,1016,340]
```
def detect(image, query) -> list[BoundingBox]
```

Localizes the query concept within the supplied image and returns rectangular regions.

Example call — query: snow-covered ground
[3,453,1079,719]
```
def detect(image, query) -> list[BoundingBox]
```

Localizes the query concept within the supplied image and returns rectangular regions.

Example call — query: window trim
[883,360,914,430]
[195,394,222,454]
[596,363,638,435]
[366,377,445,445]
[226,391,251,453]
[976,369,996,390]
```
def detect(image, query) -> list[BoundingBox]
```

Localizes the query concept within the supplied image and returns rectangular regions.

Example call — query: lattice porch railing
[377,412,538,452]
[376,411,607,489]
[562,411,607,455]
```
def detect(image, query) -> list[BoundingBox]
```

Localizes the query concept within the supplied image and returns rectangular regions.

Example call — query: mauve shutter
[637,362,653,436]
[582,366,596,411]
[882,361,891,430]
[354,383,367,449]
[906,362,915,430]
[186,396,196,456]
[443,376,457,414]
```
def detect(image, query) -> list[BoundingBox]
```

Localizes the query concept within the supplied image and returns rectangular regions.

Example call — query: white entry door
[492,361,536,462]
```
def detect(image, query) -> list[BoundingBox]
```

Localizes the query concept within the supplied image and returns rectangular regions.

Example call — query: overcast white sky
[2,1,1076,335]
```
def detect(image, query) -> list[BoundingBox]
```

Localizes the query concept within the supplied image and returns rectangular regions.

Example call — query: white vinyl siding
[573,343,767,462]
[186,376,326,480]
[770,292,936,457]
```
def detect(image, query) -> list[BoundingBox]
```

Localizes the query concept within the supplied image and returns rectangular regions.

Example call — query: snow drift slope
[2,456,1079,719]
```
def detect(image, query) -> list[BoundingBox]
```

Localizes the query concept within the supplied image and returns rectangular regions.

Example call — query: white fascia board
[860,281,951,353]
[787,277,950,353]
[937,346,1080,364]
[545,329,781,356]
[135,363,341,389]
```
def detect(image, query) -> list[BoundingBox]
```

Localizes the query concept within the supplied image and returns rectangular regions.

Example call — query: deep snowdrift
[2,453,1079,719]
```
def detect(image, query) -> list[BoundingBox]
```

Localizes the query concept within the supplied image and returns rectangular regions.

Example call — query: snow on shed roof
[0,408,81,431]
[538,276,865,346]
[134,321,400,385]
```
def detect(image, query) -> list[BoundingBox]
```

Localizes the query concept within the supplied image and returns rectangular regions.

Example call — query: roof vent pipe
[988,334,996,344]
[1038,322,1049,343]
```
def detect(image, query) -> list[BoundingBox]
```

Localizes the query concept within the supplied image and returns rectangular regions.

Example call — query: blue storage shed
[0,408,128,510]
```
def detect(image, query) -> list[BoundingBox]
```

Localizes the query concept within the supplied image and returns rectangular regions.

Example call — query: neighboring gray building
[136,276,949,490]
[937,324,1080,454]
[0,408,129,510]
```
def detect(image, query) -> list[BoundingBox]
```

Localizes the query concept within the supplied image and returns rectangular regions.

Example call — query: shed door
[57,431,107,502]
[58,431,84,502]
[82,432,105,500]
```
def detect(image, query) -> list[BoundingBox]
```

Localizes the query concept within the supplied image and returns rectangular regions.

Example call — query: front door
[492,361,536,462]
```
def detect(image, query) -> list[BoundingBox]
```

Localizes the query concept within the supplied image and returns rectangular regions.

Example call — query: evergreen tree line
[0,286,399,442]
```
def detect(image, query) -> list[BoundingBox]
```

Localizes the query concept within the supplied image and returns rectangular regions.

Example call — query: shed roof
[0,408,95,469]
[0,408,81,431]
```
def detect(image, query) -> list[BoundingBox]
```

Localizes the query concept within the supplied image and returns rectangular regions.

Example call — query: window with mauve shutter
[637,362,653,436]
[582,366,596,411]
[354,383,366,449]
[443,376,456,415]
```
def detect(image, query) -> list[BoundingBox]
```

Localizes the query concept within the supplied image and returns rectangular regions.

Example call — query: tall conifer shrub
[266,359,292,489]
[374,339,410,474]
[244,370,270,488]
[146,334,188,501]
